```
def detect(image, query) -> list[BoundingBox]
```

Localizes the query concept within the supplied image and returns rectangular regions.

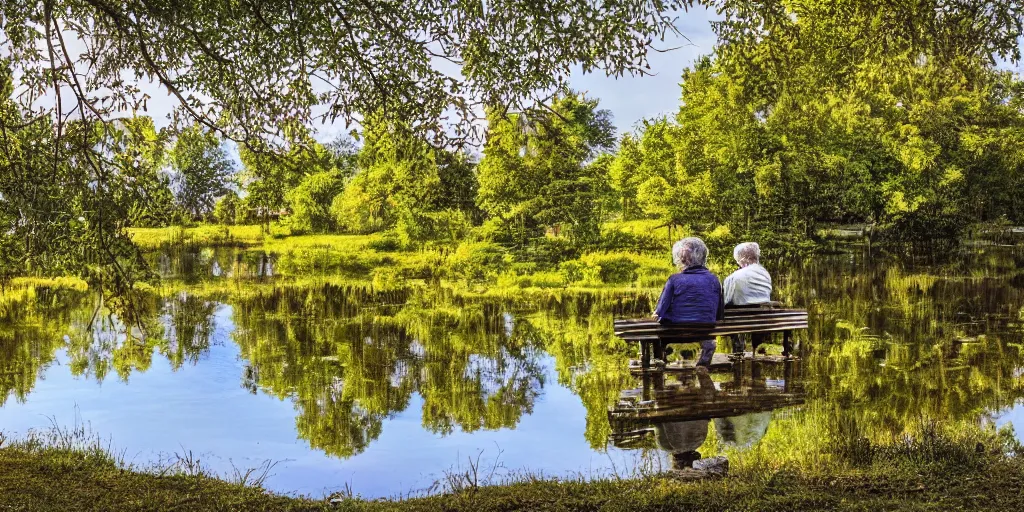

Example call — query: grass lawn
[2,430,1022,511]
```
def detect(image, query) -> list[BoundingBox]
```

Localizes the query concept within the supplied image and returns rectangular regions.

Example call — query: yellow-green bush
[445,242,512,283]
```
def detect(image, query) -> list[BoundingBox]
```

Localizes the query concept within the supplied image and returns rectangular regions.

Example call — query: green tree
[112,117,175,227]
[609,118,676,220]
[213,192,240,225]
[241,136,356,229]
[478,93,615,247]
[169,126,235,221]
[332,113,472,242]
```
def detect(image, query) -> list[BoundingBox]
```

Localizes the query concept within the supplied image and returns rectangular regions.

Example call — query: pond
[1,244,1023,498]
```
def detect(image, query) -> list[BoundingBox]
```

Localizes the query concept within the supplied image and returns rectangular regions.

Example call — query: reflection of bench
[609,360,805,448]
[614,303,809,370]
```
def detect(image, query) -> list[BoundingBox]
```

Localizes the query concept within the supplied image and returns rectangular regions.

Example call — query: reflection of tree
[231,285,547,459]
[63,291,219,381]
[0,286,216,388]
[0,287,85,406]
[147,245,273,283]
[770,249,1024,452]
[525,294,637,449]
[162,293,218,370]
[417,315,546,435]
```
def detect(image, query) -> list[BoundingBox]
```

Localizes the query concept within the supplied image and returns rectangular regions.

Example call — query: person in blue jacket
[654,237,725,368]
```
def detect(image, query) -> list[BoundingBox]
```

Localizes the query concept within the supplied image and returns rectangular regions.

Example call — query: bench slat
[621,322,808,341]
[614,310,806,329]
[615,316,808,336]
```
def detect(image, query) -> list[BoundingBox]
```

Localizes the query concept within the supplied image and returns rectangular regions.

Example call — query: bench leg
[654,340,665,362]
[641,341,651,369]
[782,331,793,358]
[730,334,744,354]
[751,332,768,355]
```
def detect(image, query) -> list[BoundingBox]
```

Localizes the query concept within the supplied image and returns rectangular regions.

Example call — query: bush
[285,170,343,233]
[511,236,580,267]
[371,266,406,291]
[213,192,239,226]
[397,210,472,247]
[597,226,665,253]
[445,242,512,283]
[580,252,642,284]
[367,232,405,252]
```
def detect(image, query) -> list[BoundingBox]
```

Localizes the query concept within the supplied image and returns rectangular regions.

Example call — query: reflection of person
[714,411,771,448]
[655,419,709,469]
[654,369,716,469]
[723,242,772,306]
[654,237,725,368]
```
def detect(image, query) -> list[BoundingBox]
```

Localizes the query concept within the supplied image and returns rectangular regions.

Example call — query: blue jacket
[654,266,725,324]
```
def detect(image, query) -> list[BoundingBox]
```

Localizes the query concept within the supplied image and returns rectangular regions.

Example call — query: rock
[664,457,729,481]
[692,456,729,475]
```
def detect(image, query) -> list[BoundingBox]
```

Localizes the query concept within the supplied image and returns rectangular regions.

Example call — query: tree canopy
[3,0,1024,295]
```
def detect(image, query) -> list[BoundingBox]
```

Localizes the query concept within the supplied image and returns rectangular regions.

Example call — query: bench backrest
[614,305,808,341]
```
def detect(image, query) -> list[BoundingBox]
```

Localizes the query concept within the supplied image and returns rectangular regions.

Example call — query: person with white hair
[654,237,725,368]
[723,242,772,306]
[723,242,774,355]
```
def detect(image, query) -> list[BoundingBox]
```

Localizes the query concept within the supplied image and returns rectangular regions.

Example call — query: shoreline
[2,428,1022,511]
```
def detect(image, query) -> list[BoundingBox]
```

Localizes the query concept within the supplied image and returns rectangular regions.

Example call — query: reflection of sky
[997,405,1024,441]
[0,305,643,498]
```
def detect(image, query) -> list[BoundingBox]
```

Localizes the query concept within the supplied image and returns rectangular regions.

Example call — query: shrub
[445,242,512,283]
[371,266,406,291]
[213,192,239,226]
[519,271,565,288]
[580,252,642,284]
[397,210,472,247]
[559,259,588,284]
[367,232,405,252]
[285,170,343,233]
[597,226,665,253]
[512,236,580,267]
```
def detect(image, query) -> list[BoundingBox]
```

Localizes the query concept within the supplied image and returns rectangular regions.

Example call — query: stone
[692,456,729,475]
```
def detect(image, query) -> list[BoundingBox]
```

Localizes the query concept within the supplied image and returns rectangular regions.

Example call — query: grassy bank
[2,428,1022,511]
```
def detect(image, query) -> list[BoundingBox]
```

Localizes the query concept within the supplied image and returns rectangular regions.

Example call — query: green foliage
[285,170,345,234]
[114,117,175,228]
[578,253,641,284]
[0,62,153,303]
[212,192,240,226]
[169,125,235,221]
[445,242,512,283]
[242,136,356,227]
[592,1,1024,245]
[477,92,616,249]
[333,114,477,243]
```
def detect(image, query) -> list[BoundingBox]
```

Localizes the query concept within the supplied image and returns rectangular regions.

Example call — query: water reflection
[609,361,804,468]
[149,245,276,282]
[231,285,549,457]
[0,245,1022,495]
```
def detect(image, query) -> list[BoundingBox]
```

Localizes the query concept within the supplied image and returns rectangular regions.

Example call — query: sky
[568,5,721,136]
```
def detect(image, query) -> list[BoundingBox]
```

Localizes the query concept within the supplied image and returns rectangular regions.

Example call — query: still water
[1,245,1023,497]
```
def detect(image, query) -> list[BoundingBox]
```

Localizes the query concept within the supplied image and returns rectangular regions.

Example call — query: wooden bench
[614,302,809,370]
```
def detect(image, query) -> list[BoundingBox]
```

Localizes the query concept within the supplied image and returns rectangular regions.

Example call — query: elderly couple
[653,237,772,369]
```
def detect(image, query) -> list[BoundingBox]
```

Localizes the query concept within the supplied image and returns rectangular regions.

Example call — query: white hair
[672,237,709,270]
[733,242,761,266]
